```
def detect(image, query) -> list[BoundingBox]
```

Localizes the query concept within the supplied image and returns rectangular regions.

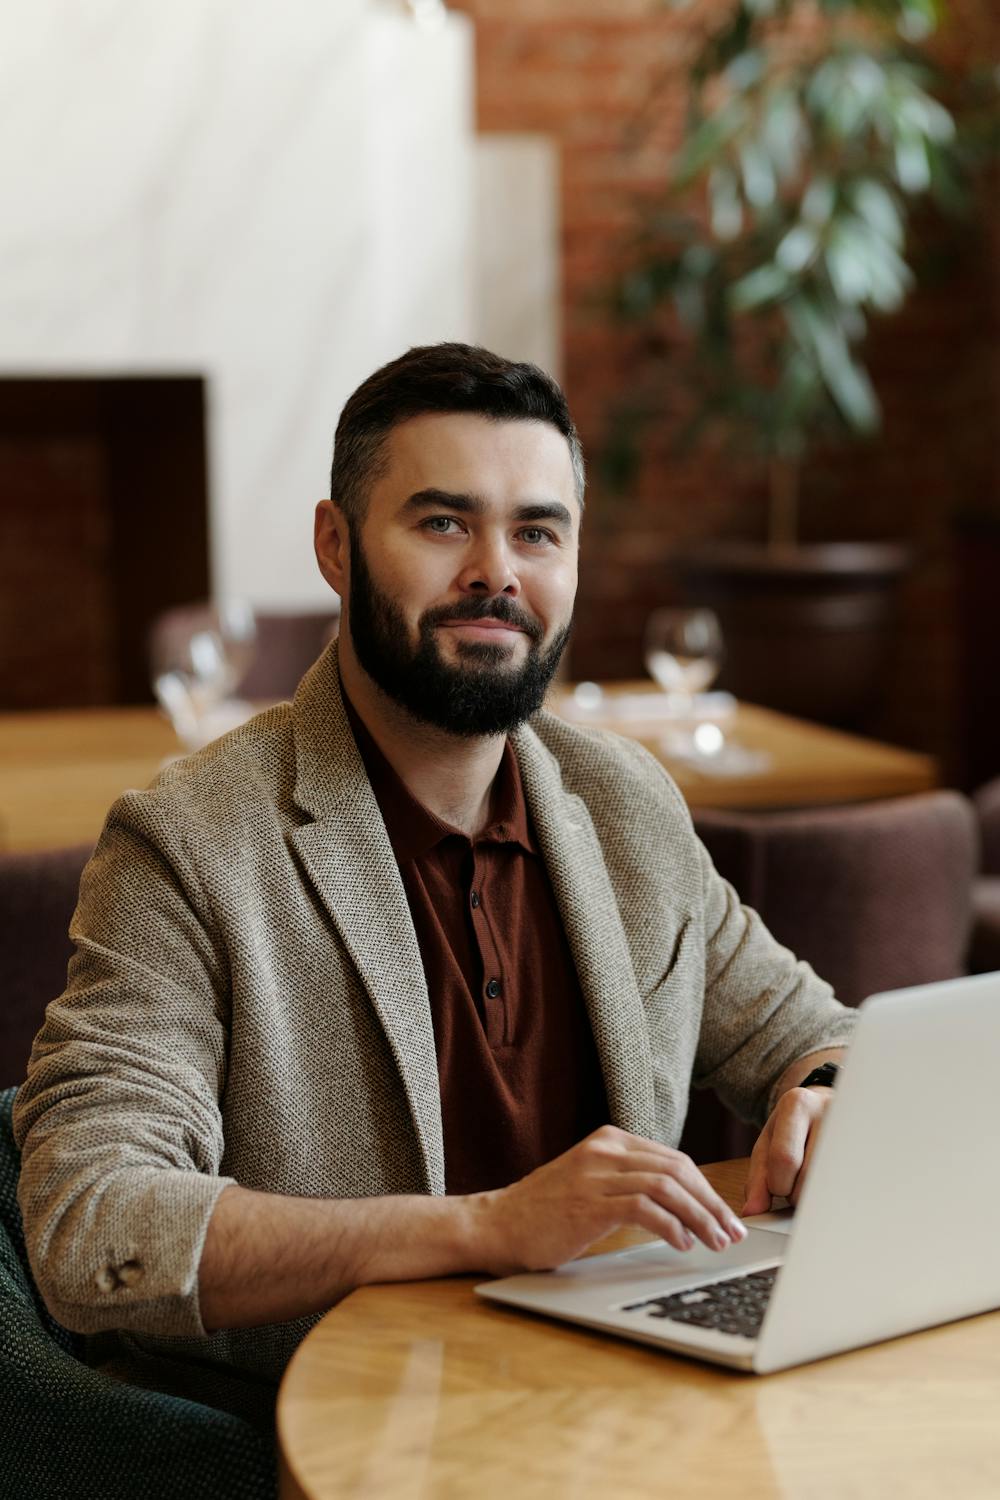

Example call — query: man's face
[338,412,581,737]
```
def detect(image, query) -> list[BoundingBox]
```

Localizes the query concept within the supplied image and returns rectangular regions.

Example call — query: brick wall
[453,0,1000,778]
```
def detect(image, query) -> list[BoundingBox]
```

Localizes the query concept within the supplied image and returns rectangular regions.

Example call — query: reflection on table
[0,690,936,854]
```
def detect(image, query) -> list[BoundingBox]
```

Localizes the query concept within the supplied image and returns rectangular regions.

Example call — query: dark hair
[329,342,585,523]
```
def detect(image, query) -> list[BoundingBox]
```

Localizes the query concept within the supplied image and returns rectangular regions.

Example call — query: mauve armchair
[0,844,93,1089]
[682,790,977,1164]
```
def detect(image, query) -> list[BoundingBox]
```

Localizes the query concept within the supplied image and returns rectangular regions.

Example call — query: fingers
[583,1129,745,1250]
[762,1095,813,1200]
[611,1171,743,1251]
[741,1090,829,1214]
[740,1122,774,1216]
[621,1151,744,1240]
[624,1195,698,1253]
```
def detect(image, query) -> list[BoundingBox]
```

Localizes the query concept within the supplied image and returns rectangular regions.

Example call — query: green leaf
[860,234,914,311]
[737,140,778,208]
[896,0,941,43]
[849,179,904,246]
[776,224,820,272]
[894,134,932,191]
[825,229,873,305]
[725,49,768,93]
[728,264,792,311]
[672,103,747,186]
[803,176,837,226]
[709,165,744,239]
[896,89,957,142]
[761,88,808,181]
[788,297,880,431]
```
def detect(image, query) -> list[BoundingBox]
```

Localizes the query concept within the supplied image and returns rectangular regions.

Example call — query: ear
[314,500,350,597]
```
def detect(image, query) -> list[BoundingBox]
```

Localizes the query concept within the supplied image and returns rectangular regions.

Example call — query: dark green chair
[0,1087,277,1499]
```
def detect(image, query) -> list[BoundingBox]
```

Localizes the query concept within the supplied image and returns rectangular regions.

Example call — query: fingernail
[713,1230,729,1251]
[729,1217,747,1240]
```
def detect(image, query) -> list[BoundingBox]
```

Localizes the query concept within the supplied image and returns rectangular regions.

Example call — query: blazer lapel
[513,725,656,1138]
[289,645,445,1195]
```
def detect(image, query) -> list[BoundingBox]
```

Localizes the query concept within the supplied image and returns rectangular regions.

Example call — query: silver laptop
[477,973,1000,1374]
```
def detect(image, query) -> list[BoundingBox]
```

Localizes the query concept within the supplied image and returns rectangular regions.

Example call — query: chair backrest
[681,791,977,1163]
[238,611,339,701]
[0,844,93,1088]
[693,790,977,1006]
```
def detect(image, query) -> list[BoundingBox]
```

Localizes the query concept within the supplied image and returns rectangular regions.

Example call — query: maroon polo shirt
[343,694,610,1194]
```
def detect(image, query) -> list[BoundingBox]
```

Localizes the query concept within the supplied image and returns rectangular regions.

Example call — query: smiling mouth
[436,619,525,636]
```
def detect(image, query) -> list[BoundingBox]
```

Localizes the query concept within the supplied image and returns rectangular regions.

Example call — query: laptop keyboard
[621,1266,780,1340]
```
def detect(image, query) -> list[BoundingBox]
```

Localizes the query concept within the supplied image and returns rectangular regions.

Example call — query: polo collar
[340,681,537,862]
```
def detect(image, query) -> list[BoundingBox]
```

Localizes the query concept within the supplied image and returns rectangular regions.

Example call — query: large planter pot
[670,541,911,728]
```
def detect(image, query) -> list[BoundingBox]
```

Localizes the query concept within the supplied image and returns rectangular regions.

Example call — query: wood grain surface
[277,1158,1000,1500]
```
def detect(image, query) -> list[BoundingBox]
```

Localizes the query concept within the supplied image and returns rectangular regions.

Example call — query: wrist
[798,1061,840,1091]
[461,1188,507,1277]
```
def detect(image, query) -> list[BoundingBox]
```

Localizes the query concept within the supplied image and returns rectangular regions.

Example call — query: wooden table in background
[547,682,936,811]
[0,694,936,853]
[277,1158,1000,1500]
[0,707,179,853]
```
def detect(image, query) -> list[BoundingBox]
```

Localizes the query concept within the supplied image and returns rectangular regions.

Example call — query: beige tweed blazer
[14,642,856,1382]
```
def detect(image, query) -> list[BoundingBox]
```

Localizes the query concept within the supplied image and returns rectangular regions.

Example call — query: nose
[455,532,520,597]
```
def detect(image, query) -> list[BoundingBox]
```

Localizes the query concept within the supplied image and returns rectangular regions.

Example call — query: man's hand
[741,1085,835,1216]
[477,1124,747,1276]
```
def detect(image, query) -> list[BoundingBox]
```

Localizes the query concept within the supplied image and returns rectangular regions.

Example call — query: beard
[346,530,572,737]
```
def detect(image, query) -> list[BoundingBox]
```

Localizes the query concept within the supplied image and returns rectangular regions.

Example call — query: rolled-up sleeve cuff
[29,1167,238,1339]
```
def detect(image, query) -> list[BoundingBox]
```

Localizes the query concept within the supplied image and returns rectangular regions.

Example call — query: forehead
[374,412,579,508]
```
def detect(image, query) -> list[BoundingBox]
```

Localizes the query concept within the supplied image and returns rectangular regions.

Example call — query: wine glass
[150,600,258,750]
[643,607,724,717]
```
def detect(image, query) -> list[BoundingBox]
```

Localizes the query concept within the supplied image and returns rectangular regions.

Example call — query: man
[14,344,854,1404]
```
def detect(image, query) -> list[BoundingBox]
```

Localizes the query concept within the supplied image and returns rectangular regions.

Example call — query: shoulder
[520,708,693,828]
[103,702,300,864]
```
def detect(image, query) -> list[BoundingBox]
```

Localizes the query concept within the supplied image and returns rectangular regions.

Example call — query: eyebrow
[401,488,575,530]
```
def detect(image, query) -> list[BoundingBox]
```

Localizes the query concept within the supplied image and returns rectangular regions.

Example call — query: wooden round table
[277,1160,1000,1499]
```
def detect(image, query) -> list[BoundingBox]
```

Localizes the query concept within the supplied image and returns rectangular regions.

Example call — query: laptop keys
[622,1266,781,1339]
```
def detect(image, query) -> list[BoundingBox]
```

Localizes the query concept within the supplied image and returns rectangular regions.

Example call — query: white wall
[475,135,560,379]
[0,0,559,610]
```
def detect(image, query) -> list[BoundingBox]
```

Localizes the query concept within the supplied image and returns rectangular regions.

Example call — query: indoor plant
[609,0,997,723]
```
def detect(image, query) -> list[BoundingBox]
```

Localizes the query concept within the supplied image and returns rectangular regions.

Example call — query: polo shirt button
[470,891,480,909]
[485,978,501,1000]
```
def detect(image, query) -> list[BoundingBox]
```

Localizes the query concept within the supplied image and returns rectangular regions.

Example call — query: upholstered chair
[683,791,977,1164]
[0,845,93,1089]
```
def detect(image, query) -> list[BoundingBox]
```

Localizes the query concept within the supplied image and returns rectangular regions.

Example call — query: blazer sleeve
[12,792,236,1339]
[690,835,858,1126]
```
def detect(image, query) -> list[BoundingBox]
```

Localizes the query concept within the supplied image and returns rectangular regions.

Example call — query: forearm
[198,1183,491,1332]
